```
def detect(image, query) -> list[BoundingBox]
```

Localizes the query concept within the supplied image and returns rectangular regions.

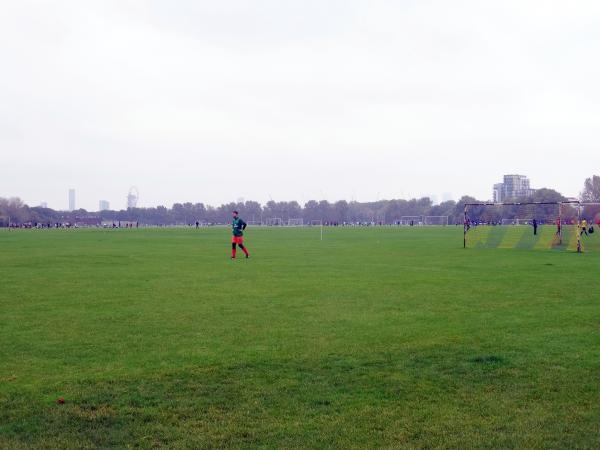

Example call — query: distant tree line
[2,176,599,227]
[0,197,457,226]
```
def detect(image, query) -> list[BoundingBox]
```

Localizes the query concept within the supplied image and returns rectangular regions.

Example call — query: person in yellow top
[581,218,588,236]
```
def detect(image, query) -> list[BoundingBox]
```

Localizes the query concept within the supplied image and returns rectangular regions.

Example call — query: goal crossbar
[464,201,580,207]
[424,216,448,225]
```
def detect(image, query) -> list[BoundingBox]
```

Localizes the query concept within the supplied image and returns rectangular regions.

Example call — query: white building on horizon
[99,200,110,211]
[68,189,76,211]
[493,175,536,202]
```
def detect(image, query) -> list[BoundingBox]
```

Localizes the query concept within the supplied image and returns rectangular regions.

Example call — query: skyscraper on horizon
[99,200,110,211]
[493,175,536,202]
[127,187,139,209]
[68,189,76,211]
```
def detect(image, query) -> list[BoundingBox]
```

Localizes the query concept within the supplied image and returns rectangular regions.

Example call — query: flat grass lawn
[1,226,599,449]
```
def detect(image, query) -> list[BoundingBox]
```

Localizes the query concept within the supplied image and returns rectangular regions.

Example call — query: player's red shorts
[231,236,244,244]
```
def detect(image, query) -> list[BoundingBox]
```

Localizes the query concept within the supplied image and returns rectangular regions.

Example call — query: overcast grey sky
[1,1,599,210]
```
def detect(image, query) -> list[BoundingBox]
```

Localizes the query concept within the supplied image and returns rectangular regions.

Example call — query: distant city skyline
[3,173,588,211]
[25,175,566,212]
[57,187,464,211]
[4,178,586,212]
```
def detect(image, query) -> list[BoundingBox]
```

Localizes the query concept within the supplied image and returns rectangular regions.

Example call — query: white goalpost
[287,218,304,226]
[265,217,283,226]
[400,216,423,226]
[310,220,323,240]
[424,216,448,226]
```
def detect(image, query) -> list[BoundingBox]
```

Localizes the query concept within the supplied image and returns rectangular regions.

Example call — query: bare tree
[581,175,600,202]
[0,197,27,224]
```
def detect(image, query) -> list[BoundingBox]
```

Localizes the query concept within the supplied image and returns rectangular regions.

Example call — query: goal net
[265,217,283,226]
[287,218,304,226]
[424,216,448,226]
[463,201,593,252]
[400,216,423,226]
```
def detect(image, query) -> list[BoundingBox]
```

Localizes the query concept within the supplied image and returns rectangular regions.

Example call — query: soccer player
[581,218,588,236]
[231,210,249,259]
[532,218,538,235]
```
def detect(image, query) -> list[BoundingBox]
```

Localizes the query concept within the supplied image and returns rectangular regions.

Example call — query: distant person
[581,219,588,236]
[231,210,249,259]
[555,218,561,236]
[195,221,199,229]
[532,218,538,235]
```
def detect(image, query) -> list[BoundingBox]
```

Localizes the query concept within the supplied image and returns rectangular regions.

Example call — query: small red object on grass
[56,397,65,404]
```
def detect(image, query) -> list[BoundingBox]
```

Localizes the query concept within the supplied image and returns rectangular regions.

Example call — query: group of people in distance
[541,217,596,237]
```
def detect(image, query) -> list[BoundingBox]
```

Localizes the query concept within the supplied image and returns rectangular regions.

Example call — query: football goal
[287,218,304,226]
[400,216,423,226]
[463,201,587,252]
[424,216,448,226]
[265,217,283,226]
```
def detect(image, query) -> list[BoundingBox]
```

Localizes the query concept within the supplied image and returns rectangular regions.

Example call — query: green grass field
[1,227,600,449]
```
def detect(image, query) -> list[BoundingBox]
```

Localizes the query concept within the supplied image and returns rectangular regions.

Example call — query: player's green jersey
[232,217,246,237]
